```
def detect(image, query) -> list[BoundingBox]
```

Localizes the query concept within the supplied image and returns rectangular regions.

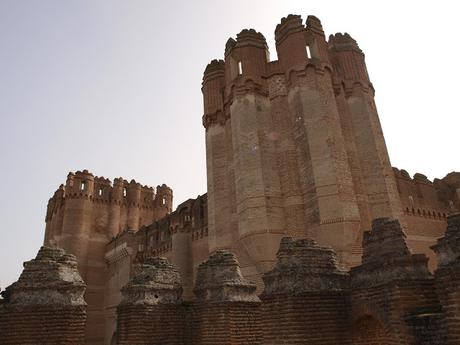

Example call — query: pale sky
[0,0,458,289]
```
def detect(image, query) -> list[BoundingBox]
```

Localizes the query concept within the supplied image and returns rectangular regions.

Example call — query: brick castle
[1,14,460,345]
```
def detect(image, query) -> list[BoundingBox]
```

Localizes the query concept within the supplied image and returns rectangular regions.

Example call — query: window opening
[238,61,243,75]
[306,45,312,59]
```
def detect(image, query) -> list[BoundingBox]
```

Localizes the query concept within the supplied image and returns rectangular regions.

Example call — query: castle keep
[1,14,460,345]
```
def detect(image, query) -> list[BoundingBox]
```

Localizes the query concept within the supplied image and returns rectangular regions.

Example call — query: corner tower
[203,14,405,280]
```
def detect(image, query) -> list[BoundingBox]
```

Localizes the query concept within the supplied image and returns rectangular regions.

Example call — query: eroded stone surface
[2,246,86,306]
[120,257,182,305]
[262,237,349,295]
[431,213,460,267]
[194,250,259,302]
[351,218,431,288]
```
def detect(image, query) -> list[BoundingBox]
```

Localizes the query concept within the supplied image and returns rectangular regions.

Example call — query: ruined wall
[432,213,460,345]
[191,251,262,345]
[350,218,446,344]
[0,246,87,345]
[116,257,185,345]
[44,170,172,345]
[261,237,350,345]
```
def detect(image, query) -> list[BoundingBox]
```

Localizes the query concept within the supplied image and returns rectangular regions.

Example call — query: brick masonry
[0,246,87,345]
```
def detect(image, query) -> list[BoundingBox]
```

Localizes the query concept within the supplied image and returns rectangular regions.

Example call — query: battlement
[47,170,171,209]
[45,170,173,243]
[274,14,303,44]
[202,13,372,130]
[328,33,362,53]
[392,167,460,217]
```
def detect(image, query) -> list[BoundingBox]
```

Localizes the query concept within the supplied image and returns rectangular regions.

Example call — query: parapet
[1,246,86,306]
[194,250,259,302]
[274,14,303,45]
[305,15,324,35]
[262,237,349,296]
[203,59,225,83]
[328,33,362,53]
[431,213,460,267]
[120,257,182,305]
[46,170,172,216]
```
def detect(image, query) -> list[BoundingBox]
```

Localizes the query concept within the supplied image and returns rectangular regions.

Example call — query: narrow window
[408,196,414,207]
[306,45,312,59]
[98,188,103,196]
[123,188,127,197]
[238,61,243,75]
[80,181,86,191]
[162,197,166,205]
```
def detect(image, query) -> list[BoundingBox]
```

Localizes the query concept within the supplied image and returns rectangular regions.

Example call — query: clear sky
[0,0,458,289]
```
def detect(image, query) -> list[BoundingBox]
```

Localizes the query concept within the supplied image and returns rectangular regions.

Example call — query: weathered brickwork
[191,251,262,345]
[116,257,185,345]
[0,247,87,345]
[37,14,460,345]
[350,218,446,344]
[261,238,350,345]
[432,213,460,344]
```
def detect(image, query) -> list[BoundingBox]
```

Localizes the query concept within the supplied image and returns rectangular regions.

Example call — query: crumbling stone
[351,218,431,288]
[0,246,87,345]
[117,257,185,345]
[194,250,260,302]
[432,213,460,344]
[261,237,351,345]
[351,218,444,344]
[192,250,262,345]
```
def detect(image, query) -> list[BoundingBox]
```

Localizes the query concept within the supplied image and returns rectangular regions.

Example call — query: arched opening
[352,315,389,345]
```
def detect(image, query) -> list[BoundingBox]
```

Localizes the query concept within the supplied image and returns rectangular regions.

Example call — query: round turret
[156,184,173,213]
[202,59,225,129]
[224,29,269,86]
[65,170,95,197]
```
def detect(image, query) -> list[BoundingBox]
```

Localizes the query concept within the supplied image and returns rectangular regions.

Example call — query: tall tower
[203,14,404,281]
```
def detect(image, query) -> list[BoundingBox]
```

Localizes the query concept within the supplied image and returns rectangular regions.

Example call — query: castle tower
[202,59,235,252]
[328,32,404,227]
[275,15,362,265]
[203,14,372,279]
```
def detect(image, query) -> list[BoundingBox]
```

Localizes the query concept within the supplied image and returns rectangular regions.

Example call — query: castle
[1,14,460,345]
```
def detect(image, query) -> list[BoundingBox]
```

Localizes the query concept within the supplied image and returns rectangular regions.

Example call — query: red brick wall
[261,293,350,345]
[0,305,86,345]
[191,302,262,345]
[117,304,185,345]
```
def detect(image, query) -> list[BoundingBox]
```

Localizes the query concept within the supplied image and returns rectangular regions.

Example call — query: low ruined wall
[191,250,262,345]
[110,216,460,345]
[116,257,185,345]
[260,238,351,345]
[350,218,445,344]
[432,213,460,345]
[0,246,87,345]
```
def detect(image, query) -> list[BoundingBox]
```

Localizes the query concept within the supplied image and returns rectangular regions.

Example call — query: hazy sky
[0,0,458,288]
